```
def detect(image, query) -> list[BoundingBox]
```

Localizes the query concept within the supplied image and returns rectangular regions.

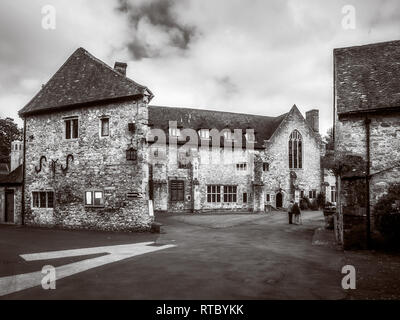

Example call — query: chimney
[306,109,319,133]
[10,140,23,172]
[114,62,127,76]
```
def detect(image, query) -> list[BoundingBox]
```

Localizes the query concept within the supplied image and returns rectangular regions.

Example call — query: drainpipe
[365,116,371,249]
[21,118,26,225]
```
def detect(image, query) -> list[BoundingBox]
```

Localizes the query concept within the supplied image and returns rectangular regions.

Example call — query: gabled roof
[334,40,400,114]
[19,48,152,117]
[0,165,23,185]
[148,105,288,149]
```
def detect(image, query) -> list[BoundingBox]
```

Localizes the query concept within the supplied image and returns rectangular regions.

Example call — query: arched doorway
[276,192,283,208]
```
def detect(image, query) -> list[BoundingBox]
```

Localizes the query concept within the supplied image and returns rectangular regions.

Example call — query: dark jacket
[292,203,300,215]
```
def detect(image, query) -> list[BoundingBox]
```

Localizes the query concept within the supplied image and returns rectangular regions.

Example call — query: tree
[0,117,22,164]
[323,127,334,151]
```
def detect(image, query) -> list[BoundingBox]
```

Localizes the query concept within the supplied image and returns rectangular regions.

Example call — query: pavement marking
[0,241,176,297]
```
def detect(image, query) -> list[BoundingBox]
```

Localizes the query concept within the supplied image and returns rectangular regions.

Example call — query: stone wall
[23,98,152,231]
[335,112,400,248]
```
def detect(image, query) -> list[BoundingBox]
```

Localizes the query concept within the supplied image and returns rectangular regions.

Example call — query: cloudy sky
[1,0,400,135]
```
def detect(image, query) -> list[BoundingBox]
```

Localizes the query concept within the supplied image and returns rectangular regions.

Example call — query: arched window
[289,130,302,169]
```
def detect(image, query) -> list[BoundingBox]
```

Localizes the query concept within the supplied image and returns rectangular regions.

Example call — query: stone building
[334,40,400,248]
[148,104,323,213]
[0,141,23,224]
[13,47,324,230]
[18,48,154,231]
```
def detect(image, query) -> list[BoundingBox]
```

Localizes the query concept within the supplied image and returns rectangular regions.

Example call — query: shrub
[300,197,311,210]
[310,199,319,211]
[374,183,400,246]
[317,192,326,209]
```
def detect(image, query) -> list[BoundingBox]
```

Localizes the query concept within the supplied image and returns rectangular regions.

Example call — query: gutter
[21,118,26,226]
[365,116,371,249]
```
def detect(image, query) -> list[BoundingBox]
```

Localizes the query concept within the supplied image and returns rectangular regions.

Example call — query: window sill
[64,138,79,142]
[85,205,105,208]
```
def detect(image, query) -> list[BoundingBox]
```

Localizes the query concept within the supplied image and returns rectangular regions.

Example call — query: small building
[0,141,23,224]
[334,40,400,248]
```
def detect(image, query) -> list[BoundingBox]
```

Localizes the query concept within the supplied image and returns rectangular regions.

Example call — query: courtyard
[0,210,399,299]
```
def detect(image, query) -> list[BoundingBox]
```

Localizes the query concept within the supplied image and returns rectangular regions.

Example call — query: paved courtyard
[0,210,399,299]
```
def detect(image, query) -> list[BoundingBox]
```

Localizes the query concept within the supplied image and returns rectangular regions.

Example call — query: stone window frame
[330,186,337,203]
[84,190,105,208]
[236,163,247,172]
[243,192,248,203]
[223,185,237,203]
[263,162,270,172]
[63,115,79,141]
[266,193,271,202]
[99,116,110,138]
[309,189,317,199]
[288,130,303,169]
[207,185,221,203]
[31,190,54,209]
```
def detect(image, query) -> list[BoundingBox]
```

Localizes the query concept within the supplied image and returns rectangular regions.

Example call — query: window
[199,129,210,139]
[289,130,302,169]
[245,132,255,142]
[236,163,247,171]
[300,190,304,198]
[207,185,221,203]
[223,185,237,203]
[65,118,79,139]
[331,186,337,202]
[243,193,248,203]
[223,130,233,140]
[32,191,54,208]
[169,127,181,137]
[266,194,270,202]
[170,180,184,201]
[178,148,191,169]
[85,191,104,206]
[263,162,270,172]
[100,118,109,137]
[126,148,137,161]
[309,190,317,199]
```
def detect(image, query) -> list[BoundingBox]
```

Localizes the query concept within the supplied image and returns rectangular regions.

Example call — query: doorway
[276,192,283,208]
[5,190,14,223]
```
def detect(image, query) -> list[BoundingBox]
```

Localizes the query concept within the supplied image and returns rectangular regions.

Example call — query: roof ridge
[334,39,400,52]
[149,105,286,119]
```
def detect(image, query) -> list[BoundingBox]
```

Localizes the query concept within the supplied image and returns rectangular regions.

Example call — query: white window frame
[85,190,104,207]
[63,116,79,141]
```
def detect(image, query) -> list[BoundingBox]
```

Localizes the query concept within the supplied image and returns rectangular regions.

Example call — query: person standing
[288,200,294,224]
[292,202,302,225]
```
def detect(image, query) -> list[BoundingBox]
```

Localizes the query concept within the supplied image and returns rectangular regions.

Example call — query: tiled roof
[148,105,288,149]
[335,40,400,114]
[0,165,23,185]
[19,48,152,116]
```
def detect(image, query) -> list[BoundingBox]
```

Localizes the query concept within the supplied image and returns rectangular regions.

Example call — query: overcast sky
[1,0,400,135]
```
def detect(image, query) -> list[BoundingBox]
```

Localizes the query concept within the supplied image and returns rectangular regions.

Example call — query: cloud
[116,0,197,59]
[1,0,400,136]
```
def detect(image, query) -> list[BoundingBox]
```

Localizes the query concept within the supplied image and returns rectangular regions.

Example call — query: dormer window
[198,129,210,139]
[223,130,233,140]
[245,132,255,142]
[169,127,181,137]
